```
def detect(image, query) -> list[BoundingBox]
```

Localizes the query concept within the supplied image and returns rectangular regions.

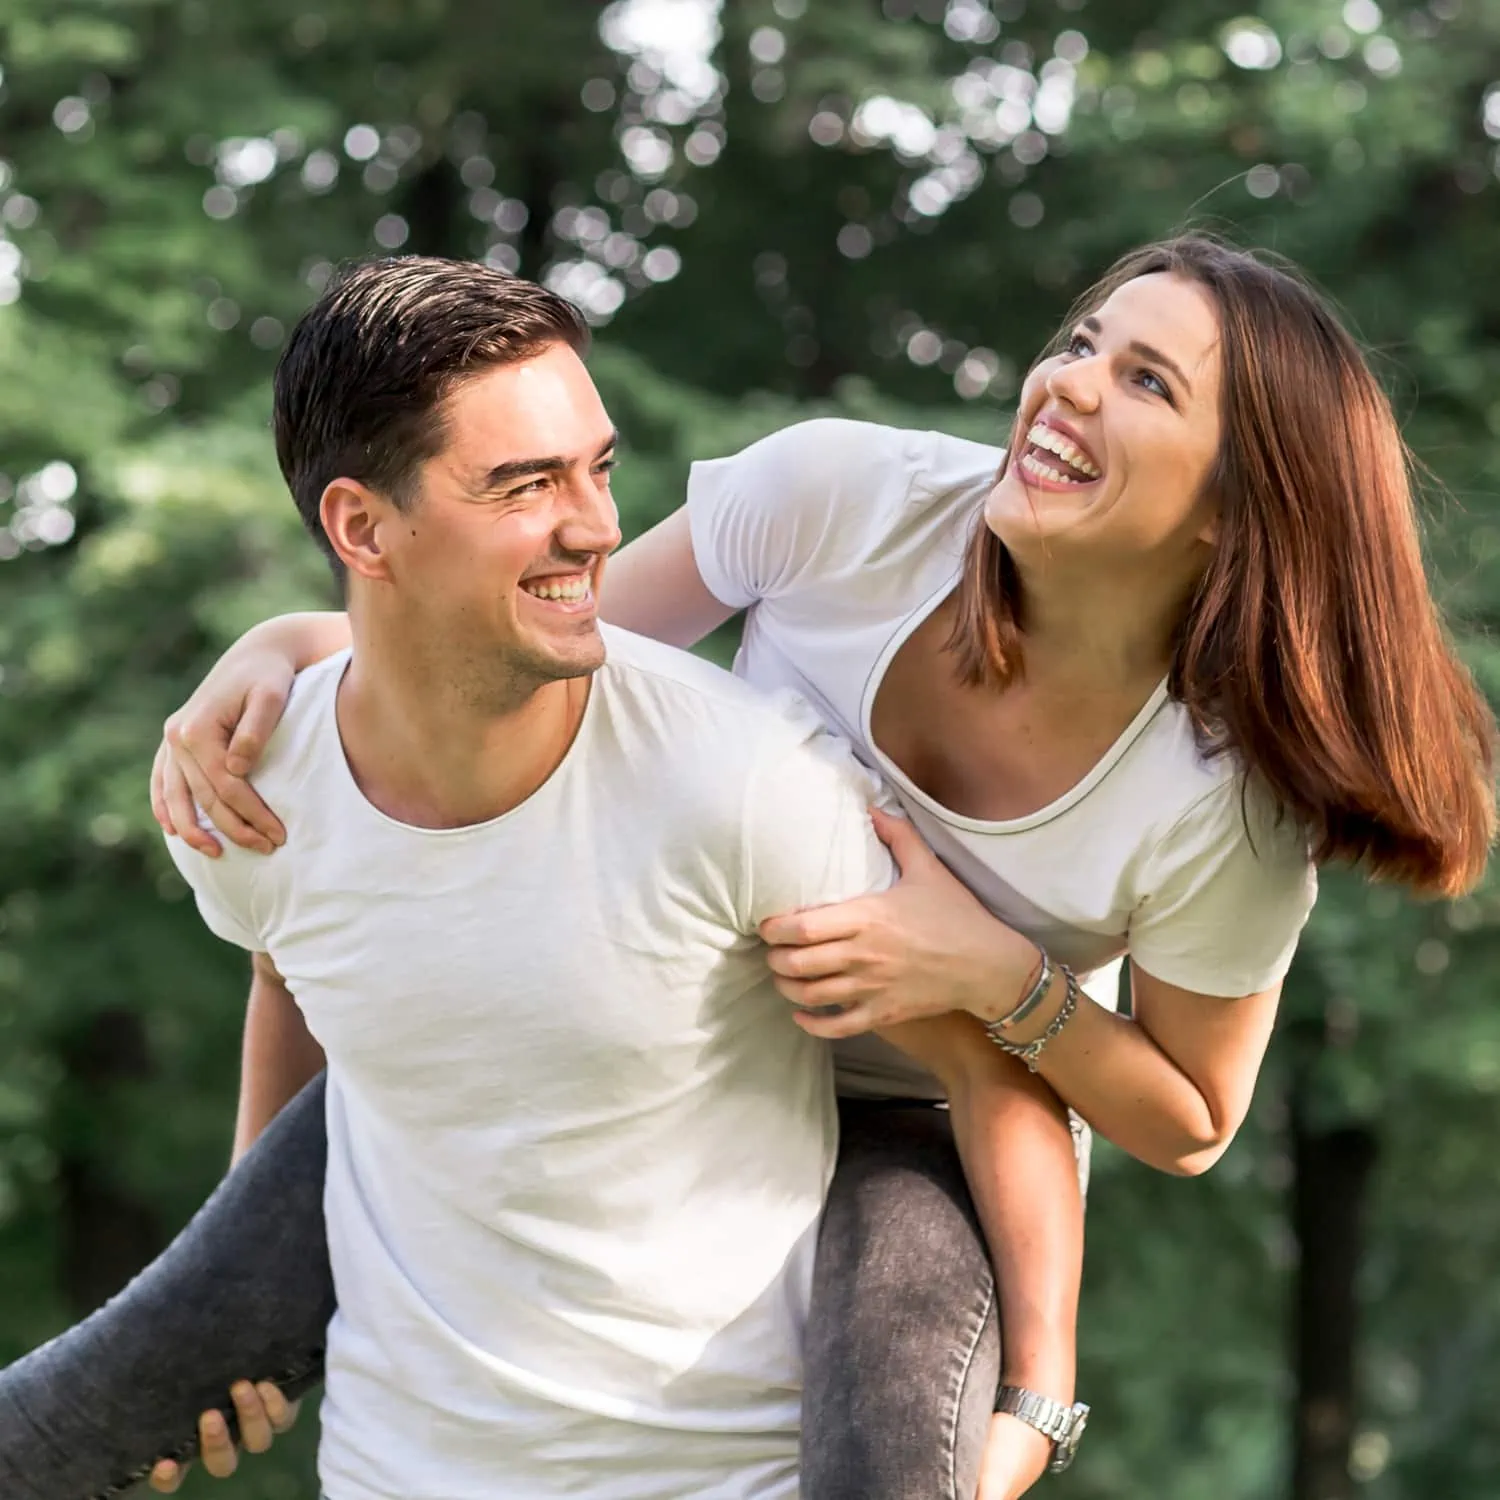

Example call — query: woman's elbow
[1163,1140,1230,1177]
[1154,1117,1242,1177]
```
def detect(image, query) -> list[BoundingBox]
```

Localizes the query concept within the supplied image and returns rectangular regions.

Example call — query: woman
[10,235,1496,1499]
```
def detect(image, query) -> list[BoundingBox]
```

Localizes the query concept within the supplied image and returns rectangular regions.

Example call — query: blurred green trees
[1,1,1499,1496]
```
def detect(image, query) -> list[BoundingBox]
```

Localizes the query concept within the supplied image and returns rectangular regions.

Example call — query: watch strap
[994,1385,1090,1472]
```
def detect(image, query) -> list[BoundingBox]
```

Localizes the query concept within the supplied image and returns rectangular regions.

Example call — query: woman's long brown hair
[949,234,1496,897]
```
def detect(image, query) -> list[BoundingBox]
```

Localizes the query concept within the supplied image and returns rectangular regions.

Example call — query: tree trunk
[402,157,466,258]
[56,1007,161,1314]
[1289,1098,1378,1500]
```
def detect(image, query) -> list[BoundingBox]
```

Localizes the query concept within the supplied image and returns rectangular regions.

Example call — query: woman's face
[985,271,1224,568]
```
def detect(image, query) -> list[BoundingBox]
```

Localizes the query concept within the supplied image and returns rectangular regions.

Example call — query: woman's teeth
[1023,423,1100,481]
[1020,452,1091,485]
[523,576,591,602]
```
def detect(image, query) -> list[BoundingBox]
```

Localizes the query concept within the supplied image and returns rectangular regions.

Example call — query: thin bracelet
[981,948,1052,1044]
[987,965,1080,1072]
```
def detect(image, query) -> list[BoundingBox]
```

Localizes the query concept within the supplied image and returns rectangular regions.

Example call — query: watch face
[1049,1404,1088,1472]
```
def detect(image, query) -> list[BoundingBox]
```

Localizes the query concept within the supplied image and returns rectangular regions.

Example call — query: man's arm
[232,953,324,1164]
[879,1014,1080,1488]
[739,733,1079,1493]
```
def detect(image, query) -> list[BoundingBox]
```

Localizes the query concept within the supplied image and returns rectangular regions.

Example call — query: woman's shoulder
[686,419,1002,608]
[1119,704,1317,995]
[1127,701,1297,851]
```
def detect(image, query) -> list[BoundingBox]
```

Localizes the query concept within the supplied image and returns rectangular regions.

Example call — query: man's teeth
[524,576,592,602]
[1025,423,1100,479]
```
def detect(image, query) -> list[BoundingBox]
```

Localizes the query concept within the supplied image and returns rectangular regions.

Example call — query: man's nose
[559,479,622,555]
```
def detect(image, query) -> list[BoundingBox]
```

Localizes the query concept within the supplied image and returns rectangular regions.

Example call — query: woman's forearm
[1000,986,1236,1176]
[250,610,352,671]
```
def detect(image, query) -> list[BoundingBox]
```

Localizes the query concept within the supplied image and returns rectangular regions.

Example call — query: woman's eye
[1065,332,1092,357]
[1136,369,1172,400]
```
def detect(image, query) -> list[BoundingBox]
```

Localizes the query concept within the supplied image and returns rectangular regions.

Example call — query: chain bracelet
[986,963,1080,1072]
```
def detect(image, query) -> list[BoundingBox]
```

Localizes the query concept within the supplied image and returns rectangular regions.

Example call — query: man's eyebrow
[478,429,619,491]
[1079,315,1194,395]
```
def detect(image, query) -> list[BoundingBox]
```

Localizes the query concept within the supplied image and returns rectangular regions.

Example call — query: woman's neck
[1011,555,1192,696]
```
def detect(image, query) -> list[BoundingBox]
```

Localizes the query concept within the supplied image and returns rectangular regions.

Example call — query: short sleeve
[1128,777,1317,997]
[164,828,267,952]
[685,419,923,610]
[736,705,896,930]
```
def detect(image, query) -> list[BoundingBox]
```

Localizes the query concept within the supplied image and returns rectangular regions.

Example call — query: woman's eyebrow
[1080,314,1194,394]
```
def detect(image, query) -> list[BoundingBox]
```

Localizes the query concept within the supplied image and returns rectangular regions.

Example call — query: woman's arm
[152,507,732,850]
[600,507,736,645]
[764,807,1280,1176]
[1004,963,1280,1176]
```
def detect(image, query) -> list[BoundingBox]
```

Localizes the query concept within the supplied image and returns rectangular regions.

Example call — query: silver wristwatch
[994,1386,1090,1472]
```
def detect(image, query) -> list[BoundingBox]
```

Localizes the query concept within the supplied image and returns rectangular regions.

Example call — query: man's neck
[335,636,591,831]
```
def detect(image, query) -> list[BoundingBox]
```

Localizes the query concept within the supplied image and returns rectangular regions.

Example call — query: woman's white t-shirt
[687,418,1318,1101]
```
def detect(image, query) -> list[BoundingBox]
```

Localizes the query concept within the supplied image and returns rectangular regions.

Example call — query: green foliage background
[1,1,1498,1496]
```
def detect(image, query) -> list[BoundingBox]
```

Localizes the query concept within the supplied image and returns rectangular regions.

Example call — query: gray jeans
[0,1080,999,1499]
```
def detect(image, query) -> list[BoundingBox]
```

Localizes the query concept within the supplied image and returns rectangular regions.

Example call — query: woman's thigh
[801,1100,1000,1500]
[0,1072,335,1500]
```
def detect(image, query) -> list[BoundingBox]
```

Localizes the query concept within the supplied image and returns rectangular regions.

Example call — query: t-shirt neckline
[317,648,598,837]
[859,564,1171,835]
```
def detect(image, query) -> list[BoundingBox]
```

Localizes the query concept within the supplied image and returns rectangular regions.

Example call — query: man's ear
[321,480,397,582]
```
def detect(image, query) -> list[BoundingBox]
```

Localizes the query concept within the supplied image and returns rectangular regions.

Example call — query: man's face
[374,343,623,704]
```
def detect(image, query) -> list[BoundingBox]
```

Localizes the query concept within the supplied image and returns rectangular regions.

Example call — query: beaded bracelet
[985,964,1080,1072]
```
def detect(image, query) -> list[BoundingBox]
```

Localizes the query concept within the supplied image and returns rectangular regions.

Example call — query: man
[160,256,899,1498]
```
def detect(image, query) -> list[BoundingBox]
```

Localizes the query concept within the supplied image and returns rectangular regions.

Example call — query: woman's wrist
[964,929,1047,1026]
[251,610,351,672]
[989,965,1070,1047]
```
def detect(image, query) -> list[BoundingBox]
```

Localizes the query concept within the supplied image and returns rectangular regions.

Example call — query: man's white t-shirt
[166,626,894,1500]
[687,418,1319,1102]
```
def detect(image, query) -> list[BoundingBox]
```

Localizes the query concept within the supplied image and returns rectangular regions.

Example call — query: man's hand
[977,1412,1054,1500]
[147,1382,300,1491]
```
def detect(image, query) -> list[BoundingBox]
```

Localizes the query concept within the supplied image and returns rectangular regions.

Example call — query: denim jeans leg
[0,1071,336,1500]
[801,1100,1000,1500]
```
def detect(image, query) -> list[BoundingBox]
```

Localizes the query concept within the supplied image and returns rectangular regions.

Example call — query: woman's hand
[978,1414,1053,1499]
[759,807,1040,1036]
[150,643,297,857]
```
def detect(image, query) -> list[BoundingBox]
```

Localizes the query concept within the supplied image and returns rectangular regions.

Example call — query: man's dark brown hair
[273,256,590,573]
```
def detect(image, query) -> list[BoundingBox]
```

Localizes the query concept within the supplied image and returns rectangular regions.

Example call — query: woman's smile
[1017,418,1104,490]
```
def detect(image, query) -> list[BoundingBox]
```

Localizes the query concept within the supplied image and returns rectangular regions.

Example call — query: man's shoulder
[600,625,791,718]
[249,650,346,796]
[597,625,872,791]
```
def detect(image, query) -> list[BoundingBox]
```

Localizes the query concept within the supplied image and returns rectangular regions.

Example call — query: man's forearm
[878,1016,1082,1400]
[945,1060,1081,1398]
[234,956,325,1163]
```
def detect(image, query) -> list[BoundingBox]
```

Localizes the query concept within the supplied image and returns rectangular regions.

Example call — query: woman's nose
[1045,357,1102,413]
